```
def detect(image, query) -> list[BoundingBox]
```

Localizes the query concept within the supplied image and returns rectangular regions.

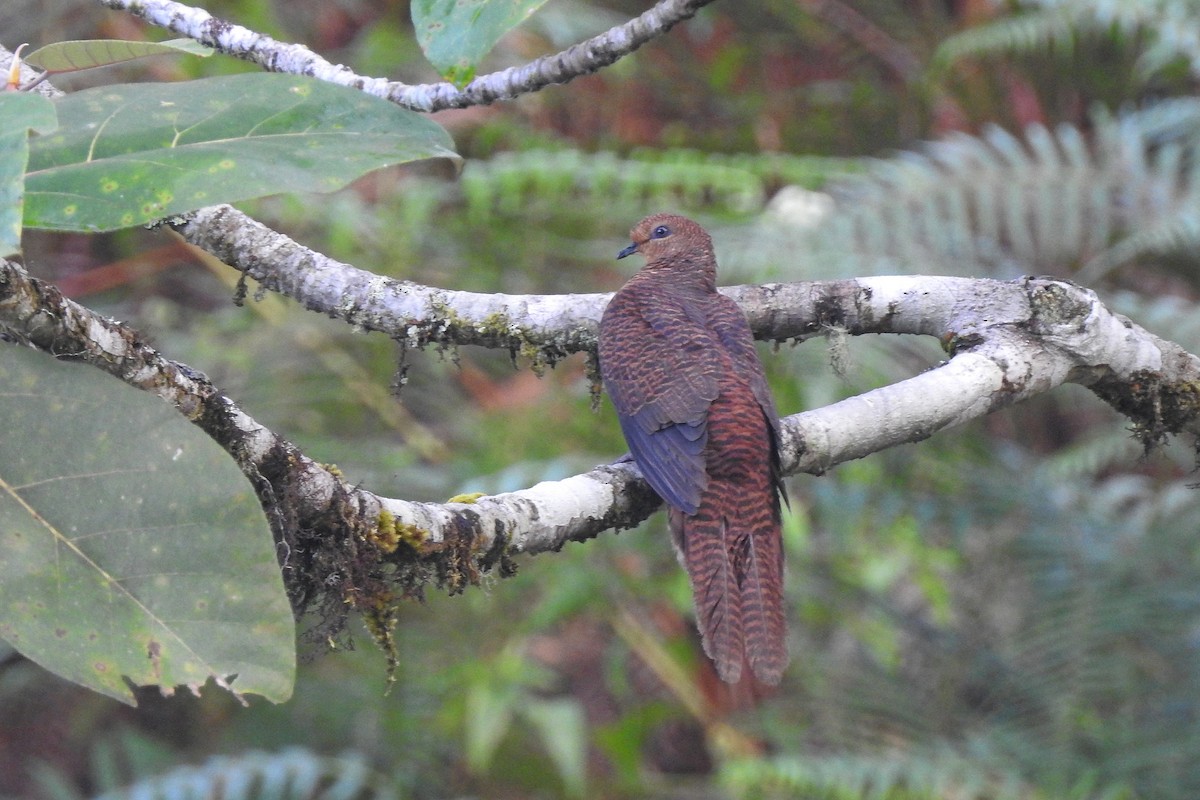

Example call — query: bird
[598,213,789,685]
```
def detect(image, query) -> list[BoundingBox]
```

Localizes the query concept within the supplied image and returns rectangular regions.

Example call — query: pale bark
[93,0,715,111]
[5,250,1195,566]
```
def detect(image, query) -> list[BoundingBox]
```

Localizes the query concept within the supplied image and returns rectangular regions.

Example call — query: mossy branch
[4,254,1198,634]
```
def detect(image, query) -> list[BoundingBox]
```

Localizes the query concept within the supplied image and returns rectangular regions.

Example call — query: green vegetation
[3,0,1200,798]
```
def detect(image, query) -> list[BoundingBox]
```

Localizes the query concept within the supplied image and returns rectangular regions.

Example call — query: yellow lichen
[363,509,430,553]
[395,521,427,548]
[447,492,486,504]
[365,509,402,553]
[358,589,400,692]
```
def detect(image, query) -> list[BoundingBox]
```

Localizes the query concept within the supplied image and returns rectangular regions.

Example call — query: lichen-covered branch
[168,204,1200,462]
[5,251,1198,590]
[94,0,715,112]
[165,205,603,370]
[162,205,1012,358]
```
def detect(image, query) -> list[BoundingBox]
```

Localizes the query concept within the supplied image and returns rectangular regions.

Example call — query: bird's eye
[651,225,671,239]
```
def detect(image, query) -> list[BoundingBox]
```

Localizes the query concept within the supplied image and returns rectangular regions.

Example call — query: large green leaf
[412,0,553,86]
[24,73,459,232]
[0,93,57,257]
[24,39,212,75]
[0,345,295,705]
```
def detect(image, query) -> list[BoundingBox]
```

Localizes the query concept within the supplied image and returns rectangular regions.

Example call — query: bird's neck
[643,253,718,293]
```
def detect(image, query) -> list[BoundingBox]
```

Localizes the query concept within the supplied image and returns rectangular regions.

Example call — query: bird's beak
[616,242,638,260]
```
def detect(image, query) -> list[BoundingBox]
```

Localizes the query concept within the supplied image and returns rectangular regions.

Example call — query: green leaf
[521,698,587,798]
[593,704,673,786]
[464,679,516,772]
[412,0,553,86]
[0,345,295,705]
[24,39,212,75]
[0,93,57,257]
[24,73,460,232]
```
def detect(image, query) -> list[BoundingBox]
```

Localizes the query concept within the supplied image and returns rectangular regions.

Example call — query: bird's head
[617,213,714,269]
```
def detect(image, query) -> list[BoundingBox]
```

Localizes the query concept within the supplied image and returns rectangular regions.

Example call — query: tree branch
[163,204,1031,357]
[167,204,1200,473]
[5,242,1197,586]
[94,0,715,111]
[5,46,1197,612]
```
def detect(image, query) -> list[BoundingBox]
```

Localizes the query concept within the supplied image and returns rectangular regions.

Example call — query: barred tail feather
[740,515,788,685]
[672,480,788,685]
[671,506,745,684]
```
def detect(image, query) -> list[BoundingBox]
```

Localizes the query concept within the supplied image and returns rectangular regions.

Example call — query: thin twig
[94,0,717,111]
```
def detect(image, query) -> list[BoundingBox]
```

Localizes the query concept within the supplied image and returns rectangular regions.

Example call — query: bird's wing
[709,294,788,506]
[599,289,721,514]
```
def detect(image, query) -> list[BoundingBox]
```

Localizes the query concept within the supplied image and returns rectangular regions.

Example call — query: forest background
[3,0,1200,798]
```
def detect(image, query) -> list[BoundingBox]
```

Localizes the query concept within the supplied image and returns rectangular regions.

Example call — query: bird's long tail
[671,479,788,685]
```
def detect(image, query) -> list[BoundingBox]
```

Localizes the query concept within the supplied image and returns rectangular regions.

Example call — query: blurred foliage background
[4,0,1200,798]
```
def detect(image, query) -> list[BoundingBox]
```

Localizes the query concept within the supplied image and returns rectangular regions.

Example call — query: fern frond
[935,0,1200,81]
[722,745,1036,800]
[458,148,860,221]
[93,749,397,800]
[787,460,1200,800]
[739,100,1200,282]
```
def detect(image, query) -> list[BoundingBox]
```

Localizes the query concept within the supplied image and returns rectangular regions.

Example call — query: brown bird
[598,213,789,685]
